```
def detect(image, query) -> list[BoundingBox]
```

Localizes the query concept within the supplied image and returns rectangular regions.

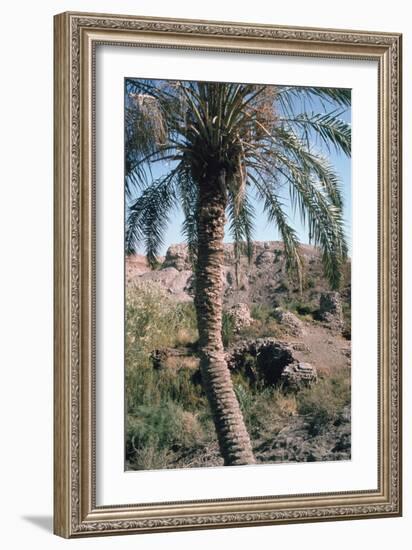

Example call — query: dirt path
[287,321,351,375]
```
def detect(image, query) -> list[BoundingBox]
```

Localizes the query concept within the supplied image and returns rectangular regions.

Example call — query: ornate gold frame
[53,11,402,538]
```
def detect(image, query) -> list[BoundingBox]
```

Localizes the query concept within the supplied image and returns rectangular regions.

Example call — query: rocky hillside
[125,242,352,470]
[126,241,351,313]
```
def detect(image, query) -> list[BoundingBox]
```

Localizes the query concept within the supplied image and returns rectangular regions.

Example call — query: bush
[238,318,284,340]
[126,401,208,470]
[126,360,215,469]
[282,298,317,319]
[221,311,236,347]
[125,281,200,402]
[125,281,214,470]
[297,370,351,435]
[126,281,198,358]
[250,304,273,322]
[233,381,298,439]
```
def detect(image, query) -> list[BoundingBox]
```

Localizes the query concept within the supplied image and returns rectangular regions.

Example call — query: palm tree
[125,79,351,466]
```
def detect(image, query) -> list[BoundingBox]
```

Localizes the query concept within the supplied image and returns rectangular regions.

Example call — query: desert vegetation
[125,272,351,470]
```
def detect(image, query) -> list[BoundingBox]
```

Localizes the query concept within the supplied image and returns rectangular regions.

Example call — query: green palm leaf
[126,172,178,266]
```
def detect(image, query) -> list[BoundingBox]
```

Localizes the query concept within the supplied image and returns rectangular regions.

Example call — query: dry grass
[164,356,199,370]
[125,281,351,470]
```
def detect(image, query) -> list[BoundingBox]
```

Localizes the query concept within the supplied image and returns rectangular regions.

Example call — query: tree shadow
[21,515,53,533]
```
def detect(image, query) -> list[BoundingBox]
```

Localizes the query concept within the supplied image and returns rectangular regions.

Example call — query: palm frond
[249,172,303,286]
[273,152,347,288]
[178,168,199,265]
[281,111,351,156]
[227,184,255,284]
[277,86,351,112]
[125,172,177,266]
[303,87,351,107]
[271,126,345,209]
[125,80,183,196]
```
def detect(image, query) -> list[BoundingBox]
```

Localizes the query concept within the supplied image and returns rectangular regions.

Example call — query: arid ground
[125,241,351,470]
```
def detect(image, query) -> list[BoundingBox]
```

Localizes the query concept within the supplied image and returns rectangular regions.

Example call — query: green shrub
[297,370,351,435]
[282,298,317,319]
[238,318,284,340]
[250,303,272,322]
[126,357,206,417]
[126,401,209,470]
[126,281,198,359]
[221,311,236,347]
[125,281,200,407]
[233,382,298,439]
[234,383,270,437]
[125,281,213,470]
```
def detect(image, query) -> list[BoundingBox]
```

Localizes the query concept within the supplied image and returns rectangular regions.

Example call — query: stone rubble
[319,291,344,330]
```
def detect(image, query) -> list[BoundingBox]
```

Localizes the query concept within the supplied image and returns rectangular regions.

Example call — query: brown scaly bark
[194,170,255,466]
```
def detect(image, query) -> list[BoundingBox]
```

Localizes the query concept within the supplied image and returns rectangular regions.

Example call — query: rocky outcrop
[255,249,275,266]
[226,338,294,385]
[254,404,351,463]
[280,362,318,388]
[273,308,305,336]
[226,338,316,388]
[138,267,193,302]
[151,337,316,389]
[125,254,151,280]
[127,241,350,309]
[227,303,252,332]
[163,244,192,271]
[319,291,343,330]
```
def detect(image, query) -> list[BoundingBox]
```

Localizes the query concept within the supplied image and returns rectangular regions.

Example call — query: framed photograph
[53,12,402,538]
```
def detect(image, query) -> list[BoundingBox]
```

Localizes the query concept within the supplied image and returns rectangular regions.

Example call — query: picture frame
[53,11,402,538]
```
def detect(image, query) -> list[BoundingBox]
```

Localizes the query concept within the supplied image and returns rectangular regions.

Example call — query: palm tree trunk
[194,170,255,466]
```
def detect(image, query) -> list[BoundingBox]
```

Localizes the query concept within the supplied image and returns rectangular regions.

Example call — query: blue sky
[126,83,351,255]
